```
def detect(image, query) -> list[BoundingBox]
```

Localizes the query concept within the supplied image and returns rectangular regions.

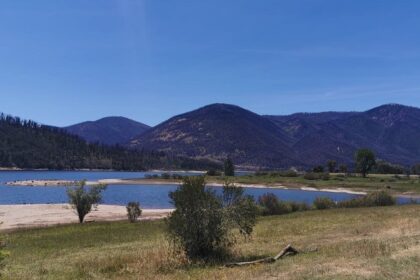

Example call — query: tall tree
[355,149,376,177]
[224,158,235,176]
[327,160,337,173]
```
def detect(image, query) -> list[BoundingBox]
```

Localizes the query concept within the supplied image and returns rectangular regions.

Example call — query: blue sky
[1,0,420,126]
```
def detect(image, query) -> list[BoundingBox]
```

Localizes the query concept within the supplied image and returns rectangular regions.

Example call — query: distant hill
[0,114,219,170]
[130,103,420,169]
[130,104,299,168]
[64,117,150,146]
[266,104,420,167]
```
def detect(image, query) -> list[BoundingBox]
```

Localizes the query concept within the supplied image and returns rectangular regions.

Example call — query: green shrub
[304,172,321,180]
[206,169,221,176]
[126,202,142,223]
[167,177,257,261]
[313,197,336,210]
[337,191,396,208]
[364,191,396,206]
[258,193,309,215]
[67,180,107,223]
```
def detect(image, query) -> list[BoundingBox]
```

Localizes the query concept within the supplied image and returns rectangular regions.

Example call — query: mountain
[0,114,219,170]
[130,104,299,168]
[64,117,150,146]
[267,104,420,167]
[130,103,420,169]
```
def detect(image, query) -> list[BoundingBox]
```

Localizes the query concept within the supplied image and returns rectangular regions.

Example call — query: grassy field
[2,205,419,279]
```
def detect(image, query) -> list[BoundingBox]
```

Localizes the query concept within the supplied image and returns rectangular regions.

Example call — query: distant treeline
[0,113,220,171]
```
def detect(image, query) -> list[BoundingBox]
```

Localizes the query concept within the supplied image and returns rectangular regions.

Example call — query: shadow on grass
[157,252,272,274]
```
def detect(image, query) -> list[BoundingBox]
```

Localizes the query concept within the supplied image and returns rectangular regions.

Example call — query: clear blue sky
[1,0,420,126]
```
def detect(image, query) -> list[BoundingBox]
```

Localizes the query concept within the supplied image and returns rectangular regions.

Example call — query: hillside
[0,114,218,170]
[130,104,299,168]
[131,103,420,169]
[64,116,150,146]
[267,104,420,167]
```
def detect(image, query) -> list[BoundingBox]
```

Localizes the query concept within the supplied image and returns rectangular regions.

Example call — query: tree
[355,149,376,177]
[126,202,142,223]
[339,164,348,174]
[224,158,235,176]
[312,165,324,173]
[167,177,257,261]
[67,180,107,223]
[327,160,337,173]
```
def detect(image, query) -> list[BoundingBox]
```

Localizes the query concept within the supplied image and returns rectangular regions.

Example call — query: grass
[2,205,420,279]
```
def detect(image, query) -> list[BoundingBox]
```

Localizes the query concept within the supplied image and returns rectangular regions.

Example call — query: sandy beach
[0,204,172,231]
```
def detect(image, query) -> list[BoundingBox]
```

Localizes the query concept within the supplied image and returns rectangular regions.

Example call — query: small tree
[224,158,235,176]
[339,164,348,174]
[312,165,324,173]
[355,149,376,177]
[127,202,142,223]
[167,177,257,261]
[67,180,107,223]
[327,160,337,173]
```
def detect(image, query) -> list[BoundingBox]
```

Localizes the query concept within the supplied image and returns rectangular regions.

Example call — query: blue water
[0,171,416,208]
[0,170,203,183]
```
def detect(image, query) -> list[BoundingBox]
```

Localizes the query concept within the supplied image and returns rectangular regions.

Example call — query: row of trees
[318,149,412,177]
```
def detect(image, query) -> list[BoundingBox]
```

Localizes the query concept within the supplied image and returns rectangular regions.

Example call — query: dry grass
[2,205,420,279]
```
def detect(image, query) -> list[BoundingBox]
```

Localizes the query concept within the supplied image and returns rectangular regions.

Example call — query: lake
[0,171,415,208]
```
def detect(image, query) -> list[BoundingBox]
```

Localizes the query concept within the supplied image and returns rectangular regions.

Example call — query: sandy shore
[5,178,367,195]
[0,204,173,231]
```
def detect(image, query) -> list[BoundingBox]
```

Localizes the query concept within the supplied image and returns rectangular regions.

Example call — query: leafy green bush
[67,180,107,223]
[167,177,257,261]
[364,191,396,206]
[126,202,142,223]
[313,197,336,210]
[258,193,309,215]
[304,172,321,180]
[206,169,221,176]
[337,191,396,208]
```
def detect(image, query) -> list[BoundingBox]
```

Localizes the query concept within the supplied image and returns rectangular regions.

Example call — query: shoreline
[5,178,367,195]
[0,204,173,232]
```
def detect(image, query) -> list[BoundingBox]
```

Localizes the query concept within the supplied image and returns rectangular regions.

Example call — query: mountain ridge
[64,116,150,146]
[129,103,420,168]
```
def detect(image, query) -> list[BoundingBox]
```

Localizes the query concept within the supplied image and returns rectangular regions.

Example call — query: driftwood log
[226,244,299,267]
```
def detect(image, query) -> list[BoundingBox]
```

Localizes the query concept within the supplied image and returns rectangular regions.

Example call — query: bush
[258,193,309,216]
[126,202,142,223]
[337,191,396,208]
[364,191,396,206]
[67,180,107,223]
[304,172,321,180]
[206,169,221,176]
[313,197,336,210]
[167,177,257,261]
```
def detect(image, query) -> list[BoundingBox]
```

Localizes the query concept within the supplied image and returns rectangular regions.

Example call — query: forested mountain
[0,114,219,170]
[64,116,150,145]
[131,103,420,169]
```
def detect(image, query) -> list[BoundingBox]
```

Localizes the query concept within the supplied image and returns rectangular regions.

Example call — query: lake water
[0,171,416,208]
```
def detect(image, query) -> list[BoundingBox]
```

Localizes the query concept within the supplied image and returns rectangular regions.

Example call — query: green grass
[2,205,420,279]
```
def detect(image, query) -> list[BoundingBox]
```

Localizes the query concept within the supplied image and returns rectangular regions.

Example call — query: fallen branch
[226,244,299,267]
